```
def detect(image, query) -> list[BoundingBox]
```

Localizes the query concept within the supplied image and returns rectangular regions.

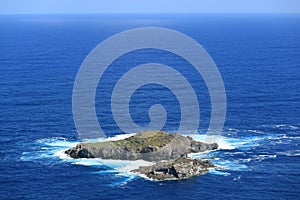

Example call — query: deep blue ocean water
[0,14,300,199]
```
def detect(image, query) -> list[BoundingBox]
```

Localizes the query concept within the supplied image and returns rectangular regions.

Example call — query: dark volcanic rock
[65,130,218,162]
[132,157,215,180]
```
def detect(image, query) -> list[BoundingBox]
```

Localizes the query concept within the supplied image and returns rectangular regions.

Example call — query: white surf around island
[21,125,300,185]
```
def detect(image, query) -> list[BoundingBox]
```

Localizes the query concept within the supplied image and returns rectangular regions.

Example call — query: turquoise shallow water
[0,14,300,199]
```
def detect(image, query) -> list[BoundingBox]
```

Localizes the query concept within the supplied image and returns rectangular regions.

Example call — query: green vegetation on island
[65,130,218,180]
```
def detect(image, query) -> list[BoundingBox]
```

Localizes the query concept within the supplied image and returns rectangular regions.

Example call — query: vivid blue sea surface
[0,14,300,199]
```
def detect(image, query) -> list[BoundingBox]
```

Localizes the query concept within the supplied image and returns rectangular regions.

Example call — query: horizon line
[1,12,300,15]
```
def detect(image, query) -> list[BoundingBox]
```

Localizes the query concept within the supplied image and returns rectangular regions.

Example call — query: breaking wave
[21,124,300,184]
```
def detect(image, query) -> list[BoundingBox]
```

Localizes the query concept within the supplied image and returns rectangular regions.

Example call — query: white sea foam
[188,133,268,151]
[239,158,252,163]
[233,176,241,181]
[275,150,300,157]
[35,138,79,152]
[212,160,249,171]
[209,169,231,176]
[263,124,299,130]
[186,134,236,150]
[251,154,277,162]
[246,129,265,134]
[280,135,300,139]
[109,174,138,186]
[115,160,154,172]
[23,128,299,183]
[56,148,154,174]
[227,128,239,131]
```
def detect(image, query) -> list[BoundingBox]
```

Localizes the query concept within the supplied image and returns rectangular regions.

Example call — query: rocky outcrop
[132,157,215,180]
[65,130,219,180]
[65,130,218,162]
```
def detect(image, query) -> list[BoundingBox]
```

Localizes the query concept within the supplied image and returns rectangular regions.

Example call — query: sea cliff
[65,130,218,180]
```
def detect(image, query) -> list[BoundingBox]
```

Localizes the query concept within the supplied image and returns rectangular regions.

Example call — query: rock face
[65,130,219,180]
[65,130,218,162]
[132,157,215,180]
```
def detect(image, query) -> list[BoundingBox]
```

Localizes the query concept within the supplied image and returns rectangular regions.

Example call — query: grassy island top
[113,130,176,149]
[79,130,177,153]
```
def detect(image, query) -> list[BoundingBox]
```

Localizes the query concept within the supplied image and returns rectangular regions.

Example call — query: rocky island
[65,130,218,180]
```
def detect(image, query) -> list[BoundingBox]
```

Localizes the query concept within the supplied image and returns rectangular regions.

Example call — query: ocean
[0,14,300,199]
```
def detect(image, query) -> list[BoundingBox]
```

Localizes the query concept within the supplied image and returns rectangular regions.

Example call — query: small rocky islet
[65,130,218,180]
